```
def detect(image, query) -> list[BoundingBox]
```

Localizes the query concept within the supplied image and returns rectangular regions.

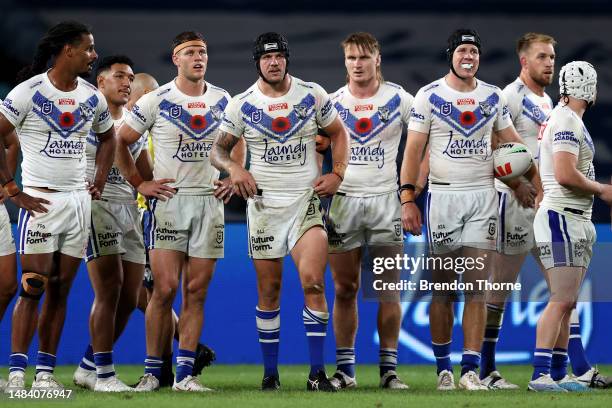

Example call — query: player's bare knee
[185,282,207,303]
[335,281,359,301]
[303,279,325,295]
[152,284,177,306]
[19,271,48,300]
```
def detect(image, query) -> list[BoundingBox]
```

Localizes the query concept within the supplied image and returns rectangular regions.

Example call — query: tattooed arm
[211,131,257,199]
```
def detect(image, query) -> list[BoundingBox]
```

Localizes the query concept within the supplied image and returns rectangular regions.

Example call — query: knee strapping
[303,282,325,295]
[20,271,48,300]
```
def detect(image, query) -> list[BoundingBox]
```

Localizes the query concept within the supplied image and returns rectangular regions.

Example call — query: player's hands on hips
[512,181,537,208]
[313,173,342,197]
[10,191,50,216]
[230,166,257,199]
[402,202,422,236]
[213,178,234,204]
[137,179,177,201]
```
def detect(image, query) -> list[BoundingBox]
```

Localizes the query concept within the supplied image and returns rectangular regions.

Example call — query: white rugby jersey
[495,77,553,192]
[220,76,337,193]
[539,105,594,219]
[408,78,512,191]
[124,80,229,195]
[331,82,413,196]
[0,73,112,190]
[86,109,147,201]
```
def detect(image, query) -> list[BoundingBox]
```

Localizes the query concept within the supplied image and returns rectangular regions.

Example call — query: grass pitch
[2,364,611,407]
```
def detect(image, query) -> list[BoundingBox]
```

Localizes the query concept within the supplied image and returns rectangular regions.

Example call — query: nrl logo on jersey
[339,108,349,121]
[251,108,263,124]
[210,105,223,121]
[169,105,182,119]
[293,103,308,120]
[79,103,95,120]
[378,106,391,123]
[479,101,492,117]
[440,102,452,116]
[41,101,53,115]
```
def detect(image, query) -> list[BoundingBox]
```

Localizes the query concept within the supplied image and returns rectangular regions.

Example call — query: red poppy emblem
[59,112,75,128]
[460,111,476,127]
[190,115,207,130]
[355,118,372,134]
[271,117,291,133]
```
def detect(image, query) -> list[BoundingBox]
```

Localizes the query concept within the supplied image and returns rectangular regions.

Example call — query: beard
[531,72,553,88]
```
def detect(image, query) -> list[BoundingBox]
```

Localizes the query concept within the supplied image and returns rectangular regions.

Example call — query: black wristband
[401,200,415,206]
[2,178,14,187]
[399,183,415,192]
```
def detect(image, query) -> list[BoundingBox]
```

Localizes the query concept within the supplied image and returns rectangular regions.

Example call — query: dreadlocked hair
[16,21,91,83]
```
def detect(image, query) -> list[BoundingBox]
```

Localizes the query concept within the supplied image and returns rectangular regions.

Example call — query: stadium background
[1,1,611,367]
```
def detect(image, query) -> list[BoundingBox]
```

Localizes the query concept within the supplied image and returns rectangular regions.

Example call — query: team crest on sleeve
[479,101,492,117]
[294,103,308,120]
[441,102,452,116]
[210,105,223,121]
[169,105,182,119]
[251,108,263,124]
[378,106,390,123]
[79,103,95,120]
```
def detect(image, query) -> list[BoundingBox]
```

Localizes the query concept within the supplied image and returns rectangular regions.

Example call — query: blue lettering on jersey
[429,92,499,138]
[31,91,98,138]
[335,94,401,144]
[159,96,227,141]
[240,94,315,143]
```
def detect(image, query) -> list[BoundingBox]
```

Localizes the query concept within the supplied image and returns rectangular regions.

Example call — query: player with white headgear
[529,61,612,392]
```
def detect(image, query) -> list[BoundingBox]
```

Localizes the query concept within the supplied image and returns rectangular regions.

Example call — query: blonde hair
[517,33,557,56]
[342,32,384,83]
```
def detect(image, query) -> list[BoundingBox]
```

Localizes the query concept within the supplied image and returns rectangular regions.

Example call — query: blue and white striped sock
[144,355,163,380]
[336,347,356,378]
[379,348,398,377]
[94,351,115,379]
[175,349,196,383]
[256,307,280,377]
[79,344,96,371]
[9,353,28,374]
[36,351,56,375]
[303,306,329,377]
[460,349,480,376]
[568,309,592,376]
[432,341,452,374]
[532,348,552,380]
